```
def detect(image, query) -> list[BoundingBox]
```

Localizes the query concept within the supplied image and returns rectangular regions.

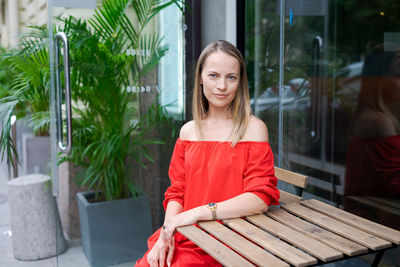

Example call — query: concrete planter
[77,191,152,267]
[8,174,67,260]
[58,161,86,240]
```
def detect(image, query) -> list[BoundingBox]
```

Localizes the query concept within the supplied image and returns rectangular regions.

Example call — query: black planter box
[77,192,152,267]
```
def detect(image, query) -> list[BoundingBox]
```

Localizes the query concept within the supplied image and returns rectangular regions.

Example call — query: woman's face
[200,51,240,110]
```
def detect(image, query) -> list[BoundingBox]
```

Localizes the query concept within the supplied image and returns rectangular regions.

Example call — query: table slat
[223,218,317,267]
[246,214,343,262]
[198,221,289,267]
[177,225,254,267]
[268,207,368,256]
[302,199,400,245]
[283,203,392,250]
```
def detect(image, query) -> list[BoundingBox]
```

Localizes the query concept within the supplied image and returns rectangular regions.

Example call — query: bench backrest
[274,167,308,189]
[274,166,308,203]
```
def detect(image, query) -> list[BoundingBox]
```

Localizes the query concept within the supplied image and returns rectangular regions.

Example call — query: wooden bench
[176,167,400,266]
[274,166,308,204]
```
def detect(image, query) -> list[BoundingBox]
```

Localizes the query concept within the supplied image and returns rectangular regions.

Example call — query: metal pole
[254,0,261,116]
[278,0,285,167]
[48,0,59,197]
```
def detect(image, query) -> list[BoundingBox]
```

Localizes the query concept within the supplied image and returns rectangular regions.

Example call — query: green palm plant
[0,47,17,99]
[61,0,183,201]
[0,27,50,167]
[0,0,182,201]
[0,46,17,166]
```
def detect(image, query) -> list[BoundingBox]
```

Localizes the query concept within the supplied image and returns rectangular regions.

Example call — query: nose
[217,78,227,90]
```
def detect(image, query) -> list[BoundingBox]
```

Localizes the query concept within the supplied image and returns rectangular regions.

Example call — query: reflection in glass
[245,0,400,238]
[343,46,400,232]
[345,45,400,198]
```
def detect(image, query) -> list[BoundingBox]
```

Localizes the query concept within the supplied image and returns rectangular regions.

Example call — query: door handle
[310,36,323,140]
[54,32,72,153]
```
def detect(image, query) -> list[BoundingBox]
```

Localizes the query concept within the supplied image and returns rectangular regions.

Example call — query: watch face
[208,202,216,208]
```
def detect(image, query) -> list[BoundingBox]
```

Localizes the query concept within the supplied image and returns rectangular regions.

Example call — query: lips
[214,94,228,97]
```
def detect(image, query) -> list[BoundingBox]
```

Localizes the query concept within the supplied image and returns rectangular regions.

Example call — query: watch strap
[207,202,217,220]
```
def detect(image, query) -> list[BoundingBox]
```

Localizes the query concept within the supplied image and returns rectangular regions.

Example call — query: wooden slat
[268,207,368,256]
[347,196,400,216]
[177,225,254,267]
[246,214,343,262]
[282,203,392,250]
[279,189,302,204]
[223,218,317,267]
[275,167,308,188]
[198,221,289,267]
[302,199,400,245]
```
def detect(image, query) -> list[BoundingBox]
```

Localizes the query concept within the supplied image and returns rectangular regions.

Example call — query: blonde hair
[192,40,252,146]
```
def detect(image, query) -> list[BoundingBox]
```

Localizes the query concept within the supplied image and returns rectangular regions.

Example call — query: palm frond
[17,25,48,57]
[29,111,51,134]
[90,0,135,44]
[132,0,183,30]
[0,96,19,167]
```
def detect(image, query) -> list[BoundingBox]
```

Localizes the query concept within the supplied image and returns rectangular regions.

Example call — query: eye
[209,73,217,78]
[228,75,237,80]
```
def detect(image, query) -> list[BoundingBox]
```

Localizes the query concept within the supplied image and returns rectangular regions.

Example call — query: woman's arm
[203,192,268,219]
[164,200,184,224]
[161,192,267,242]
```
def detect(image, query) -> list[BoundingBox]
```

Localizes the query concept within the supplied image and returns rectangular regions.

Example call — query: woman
[345,45,400,198]
[135,40,280,267]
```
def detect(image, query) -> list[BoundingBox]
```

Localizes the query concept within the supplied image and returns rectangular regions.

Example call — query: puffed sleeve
[163,138,186,210]
[243,143,280,206]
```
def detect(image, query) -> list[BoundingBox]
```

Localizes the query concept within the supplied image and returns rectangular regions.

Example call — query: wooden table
[177,199,400,267]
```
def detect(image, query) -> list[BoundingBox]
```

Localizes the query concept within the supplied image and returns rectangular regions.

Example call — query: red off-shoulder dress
[135,138,280,267]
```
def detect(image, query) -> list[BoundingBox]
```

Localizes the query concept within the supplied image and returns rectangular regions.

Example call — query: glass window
[244,0,400,234]
[158,4,185,120]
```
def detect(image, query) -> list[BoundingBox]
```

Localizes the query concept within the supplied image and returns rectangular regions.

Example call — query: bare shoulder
[242,115,269,142]
[179,120,196,140]
[354,111,397,137]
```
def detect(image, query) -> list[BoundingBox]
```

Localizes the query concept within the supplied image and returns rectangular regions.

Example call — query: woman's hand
[147,234,175,267]
[161,208,203,244]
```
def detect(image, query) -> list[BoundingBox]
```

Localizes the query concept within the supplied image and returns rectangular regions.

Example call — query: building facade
[0,0,47,48]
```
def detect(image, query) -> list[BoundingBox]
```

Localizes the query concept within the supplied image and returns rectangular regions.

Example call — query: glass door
[245,0,400,235]
[280,0,338,203]
[280,0,400,223]
[48,1,95,266]
[246,1,399,264]
[47,1,184,266]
